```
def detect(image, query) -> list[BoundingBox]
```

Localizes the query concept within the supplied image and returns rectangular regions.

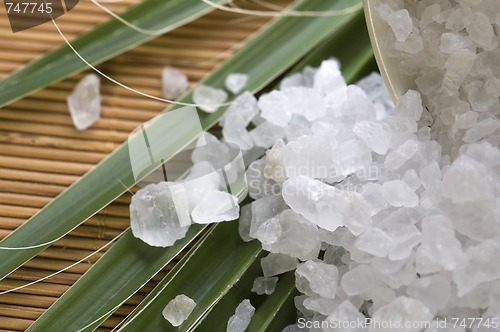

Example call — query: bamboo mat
[0,0,290,330]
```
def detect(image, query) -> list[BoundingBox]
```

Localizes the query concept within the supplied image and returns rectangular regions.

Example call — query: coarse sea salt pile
[220,53,499,329]
[130,3,500,327]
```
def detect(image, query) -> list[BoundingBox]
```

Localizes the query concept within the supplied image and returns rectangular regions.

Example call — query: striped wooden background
[0,0,289,330]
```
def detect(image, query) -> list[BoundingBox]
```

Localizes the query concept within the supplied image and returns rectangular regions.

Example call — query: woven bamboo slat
[0,0,289,330]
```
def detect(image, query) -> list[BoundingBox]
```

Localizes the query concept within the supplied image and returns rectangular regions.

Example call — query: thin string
[200,0,363,17]
[0,228,128,295]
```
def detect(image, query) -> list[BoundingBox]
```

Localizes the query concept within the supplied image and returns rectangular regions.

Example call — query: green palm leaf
[0,0,363,281]
[25,6,373,330]
[0,0,227,108]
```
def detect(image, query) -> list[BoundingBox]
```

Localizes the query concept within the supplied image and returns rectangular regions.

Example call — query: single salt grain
[162,294,196,327]
[464,11,498,50]
[130,182,190,247]
[341,264,384,296]
[261,253,299,277]
[238,204,253,242]
[283,135,335,179]
[371,296,433,332]
[225,73,248,94]
[191,191,239,224]
[295,260,339,299]
[258,91,292,127]
[193,85,228,113]
[162,66,188,100]
[264,139,287,183]
[406,275,451,313]
[67,74,101,130]
[251,276,278,295]
[227,299,255,332]
[249,122,285,148]
[381,180,419,208]
[387,9,414,42]
[354,228,392,258]
[323,301,366,332]
[440,32,476,54]
[254,209,321,261]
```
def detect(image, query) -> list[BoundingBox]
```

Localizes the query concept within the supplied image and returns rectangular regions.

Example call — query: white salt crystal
[193,85,228,113]
[440,32,476,54]
[282,87,327,122]
[417,215,463,272]
[227,299,255,332]
[225,73,248,94]
[341,264,384,296]
[419,162,441,190]
[442,50,477,94]
[402,169,421,191]
[162,66,188,100]
[324,300,366,332]
[394,32,424,54]
[246,158,280,199]
[295,260,339,299]
[261,253,298,277]
[463,117,500,143]
[441,155,495,203]
[454,111,478,129]
[453,239,500,296]
[285,115,313,142]
[406,275,451,313]
[381,180,419,208]
[248,195,287,237]
[396,90,423,122]
[222,124,253,151]
[371,297,433,332]
[258,91,292,127]
[238,204,253,242]
[384,139,420,171]
[464,79,499,113]
[303,297,340,316]
[465,11,498,50]
[446,7,467,31]
[251,276,278,295]
[282,176,371,234]
[283,135,335,179]
[224,92,260,126]
[361,182,388,215]
[370,287,396,315]
[354,228,392,258]
[254,209,321,261]
[386,224,421,261]
[249,122,285,148]
[353,121,392,155]
[67,74,101,130]
[264,139,287,183]
[191,191,239,224]
[130,182,190,247]
[387,9,414,42]
[331,140,373,179]
[313,59,346,96]
[162,294,196,327]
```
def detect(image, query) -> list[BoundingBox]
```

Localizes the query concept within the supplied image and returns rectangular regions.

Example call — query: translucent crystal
[465,12,498,50]
[238,204,253,242]
[341,264,384,296]
[406,275,451,313]
[249,195,288,238]
[282,87,327,121]
[283,135,335,179]
[130,182,190,247]
[353,121,392,155]
[264,139,287,183]
[249,122,286,148]
[227,299,255,332]
[324,300,366,332]
[162,66,188,100]
[225,73,248,94]
[251,276,278,295]
[162,294,196,327]
[387,9,414,42]
[354,228,393,257]
[193,85,228,113]
[295,260,339,299]
[440,32,476,54]
[261,253,299,277]
[67,74,101,130]
[282,176,371,233]
[381,180,419,208]
[254,209,321,261]
[258,91,292,127]
[191,191,239,224]
[371,297,433,332]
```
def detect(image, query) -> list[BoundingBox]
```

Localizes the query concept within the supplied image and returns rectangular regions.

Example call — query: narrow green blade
[117,222,263,332]
[0,0,227,108]
[0,0,363,281]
